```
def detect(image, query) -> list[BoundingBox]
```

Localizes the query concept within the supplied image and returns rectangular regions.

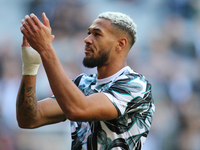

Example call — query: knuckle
[32,27,37,33]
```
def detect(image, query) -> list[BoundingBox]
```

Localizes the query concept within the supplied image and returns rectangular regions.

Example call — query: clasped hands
[20,12,54,75]
[20,12,54,51]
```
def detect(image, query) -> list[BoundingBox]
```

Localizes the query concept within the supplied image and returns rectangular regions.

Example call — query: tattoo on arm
[17,81,37,115]
[26,85,37,114]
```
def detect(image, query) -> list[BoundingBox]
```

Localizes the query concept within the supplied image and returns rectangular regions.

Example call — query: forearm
[40,46,86,119]
[16,75,38,127]
[20,12,86,120]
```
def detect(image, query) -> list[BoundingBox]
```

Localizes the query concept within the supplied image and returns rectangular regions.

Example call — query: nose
[84,35,93,45]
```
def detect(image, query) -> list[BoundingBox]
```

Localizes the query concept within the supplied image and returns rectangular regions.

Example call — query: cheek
[100,42,115,53]
[95,37,116,54]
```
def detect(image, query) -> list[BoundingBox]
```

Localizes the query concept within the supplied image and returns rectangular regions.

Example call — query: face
[83,18,118,68]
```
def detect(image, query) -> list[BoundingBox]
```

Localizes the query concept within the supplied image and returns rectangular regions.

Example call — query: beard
[82,49,110,68]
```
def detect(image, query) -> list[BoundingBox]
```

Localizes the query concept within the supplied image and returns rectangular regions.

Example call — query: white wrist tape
[21,46,42,75]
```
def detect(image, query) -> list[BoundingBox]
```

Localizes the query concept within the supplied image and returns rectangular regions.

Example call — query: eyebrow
[88,27,103,33]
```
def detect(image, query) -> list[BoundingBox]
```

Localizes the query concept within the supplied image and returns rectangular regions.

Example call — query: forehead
[89,18,112,32]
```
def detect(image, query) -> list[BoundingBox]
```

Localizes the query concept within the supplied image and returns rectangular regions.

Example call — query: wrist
[21,46,42,75]
[22,63,40,75]
[39,44,57,61]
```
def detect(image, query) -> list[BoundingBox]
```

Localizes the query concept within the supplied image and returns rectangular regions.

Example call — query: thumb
[42,12,50,28]
[22,36,30,47]
[51,35,55,42]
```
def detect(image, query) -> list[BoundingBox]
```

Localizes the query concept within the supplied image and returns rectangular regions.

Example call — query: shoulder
[106,66,152,98]
[115,66,149,85]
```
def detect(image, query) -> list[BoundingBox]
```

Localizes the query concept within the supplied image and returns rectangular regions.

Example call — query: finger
[42,12,50,28]
[21,19,33,35]
[20,24,30,39]
[51,35,55,42]
[22,36,30,47]
[24,15,37,32]
[30,13,43,27]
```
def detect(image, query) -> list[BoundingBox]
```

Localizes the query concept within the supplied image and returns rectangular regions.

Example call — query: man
[17,12,155,150]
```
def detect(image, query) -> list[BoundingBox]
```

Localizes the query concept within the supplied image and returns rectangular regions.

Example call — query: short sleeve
[103,73,151,116]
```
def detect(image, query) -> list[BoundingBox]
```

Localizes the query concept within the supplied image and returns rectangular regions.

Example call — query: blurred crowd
[0,0,200,149]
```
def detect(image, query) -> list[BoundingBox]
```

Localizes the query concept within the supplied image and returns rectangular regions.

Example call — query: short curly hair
[98,12,137,48]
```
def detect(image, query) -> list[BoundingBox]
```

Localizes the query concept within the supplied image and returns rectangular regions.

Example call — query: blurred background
[0,0,200,149]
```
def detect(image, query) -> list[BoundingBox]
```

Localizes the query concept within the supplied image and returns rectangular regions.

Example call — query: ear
[116,37,128,52]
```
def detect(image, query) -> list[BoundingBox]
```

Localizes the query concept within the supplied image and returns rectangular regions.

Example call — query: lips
[85,50,93,56]
[85,45,94,53]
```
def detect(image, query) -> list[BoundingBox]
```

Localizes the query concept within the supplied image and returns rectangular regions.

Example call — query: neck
[97,61,127,79]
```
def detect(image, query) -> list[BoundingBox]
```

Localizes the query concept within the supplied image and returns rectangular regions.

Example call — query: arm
[17,75,66,128]
[20,13,118,122]
[16,37,66,129]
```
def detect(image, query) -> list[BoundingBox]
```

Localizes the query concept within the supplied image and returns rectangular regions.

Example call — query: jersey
[69,66,155,150]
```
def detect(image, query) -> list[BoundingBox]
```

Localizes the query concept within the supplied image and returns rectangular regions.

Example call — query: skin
[17,13,130,128]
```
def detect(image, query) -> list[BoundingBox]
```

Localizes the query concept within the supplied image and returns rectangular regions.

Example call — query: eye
[94,33,100,36]
[87,31,101,37]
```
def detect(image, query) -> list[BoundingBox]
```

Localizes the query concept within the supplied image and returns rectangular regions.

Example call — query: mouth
[84,45,94,55]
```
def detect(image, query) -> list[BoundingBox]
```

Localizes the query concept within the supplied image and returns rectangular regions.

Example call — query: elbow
[17,116,38,129]
[17,120,35,129]
[17,121,38,129]
[18,123,30,129]
[17,121,33,129]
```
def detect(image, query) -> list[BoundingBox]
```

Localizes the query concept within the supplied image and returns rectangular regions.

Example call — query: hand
[20,13,54,54]
[21,35,42,75]
[21,30,54,48]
